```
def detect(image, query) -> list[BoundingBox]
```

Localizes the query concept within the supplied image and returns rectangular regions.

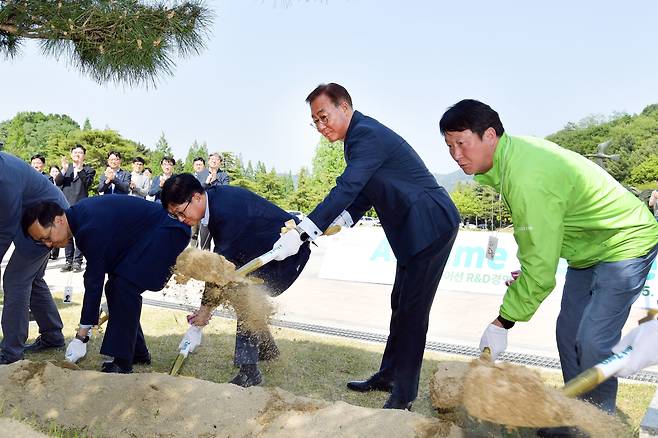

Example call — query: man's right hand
[479,322,508,360]
[272,228,303,261]
[65,338,87,363]
[187,305,213,326]
[179,325,203,353]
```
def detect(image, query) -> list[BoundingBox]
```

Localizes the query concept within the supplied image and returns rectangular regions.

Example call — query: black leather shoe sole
[229,370,263,387]
[101,362,133,374]
[347,378,394,392]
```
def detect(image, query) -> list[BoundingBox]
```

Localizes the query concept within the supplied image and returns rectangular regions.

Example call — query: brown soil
[0,360,455,438]
[173,248,275,334]
[462,361,625,437]
[430,360,471,410]
[0,418,47,437]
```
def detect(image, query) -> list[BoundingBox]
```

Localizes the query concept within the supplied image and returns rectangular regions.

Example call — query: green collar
[473,132,511,192]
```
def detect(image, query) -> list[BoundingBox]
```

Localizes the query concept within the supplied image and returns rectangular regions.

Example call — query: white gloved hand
[179,325,203,353]
[612,320,658,377]
[479,323,508,360]
[272,228,304,261]
[331,210,354,228]
[65,338,87,363]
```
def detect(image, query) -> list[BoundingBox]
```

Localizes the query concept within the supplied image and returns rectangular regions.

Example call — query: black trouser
[100,275,148,363]
[376,227,458,403]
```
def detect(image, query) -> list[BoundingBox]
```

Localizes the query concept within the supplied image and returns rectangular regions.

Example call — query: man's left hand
[613,320,658,377]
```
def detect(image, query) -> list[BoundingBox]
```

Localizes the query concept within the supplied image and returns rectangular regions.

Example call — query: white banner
[319,228,658,309]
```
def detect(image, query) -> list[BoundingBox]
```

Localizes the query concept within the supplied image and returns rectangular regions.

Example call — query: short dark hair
[161,156,176,165]
[161,173,204,210]
[306,83,353,107]
[132,156,145,164]
[30,154,46,164]
[21,201,65,235]
[71,144,86,154]
[50,165,60,172]
[107,150,121,159]
[144,167,152,173]
[193,157,206,165]
[439,99,505,138]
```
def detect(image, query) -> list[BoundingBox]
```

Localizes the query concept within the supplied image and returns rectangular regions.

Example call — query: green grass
[1,291,655,437]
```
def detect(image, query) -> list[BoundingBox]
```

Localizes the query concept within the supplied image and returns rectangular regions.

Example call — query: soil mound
[0,418,47,437]
[462,361,625,437]
[0,361,453,437]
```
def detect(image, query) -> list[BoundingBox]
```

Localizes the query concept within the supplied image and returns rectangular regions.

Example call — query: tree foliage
[0,0,212,86]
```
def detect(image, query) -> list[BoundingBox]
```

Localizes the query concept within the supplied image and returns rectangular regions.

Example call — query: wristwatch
[295,225,309,242]
[75,333,90,343]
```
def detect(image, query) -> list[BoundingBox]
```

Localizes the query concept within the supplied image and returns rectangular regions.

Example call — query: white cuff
[298,217,322,241]
[79,324,93,329]
[338,210,354,227]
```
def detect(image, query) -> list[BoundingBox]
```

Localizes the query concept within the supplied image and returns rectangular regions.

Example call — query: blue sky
[2,0,658,174]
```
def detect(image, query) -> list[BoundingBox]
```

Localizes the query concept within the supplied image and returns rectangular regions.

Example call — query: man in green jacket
[439,99,658,413]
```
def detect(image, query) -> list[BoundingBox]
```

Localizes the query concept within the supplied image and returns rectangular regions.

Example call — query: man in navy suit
[97,150,131,195]
[22,196,190,373]
[273,83,461,409]
[160,173,311,387]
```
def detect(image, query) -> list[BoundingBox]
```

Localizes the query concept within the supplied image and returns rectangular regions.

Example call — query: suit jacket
[194,168,210,188]
[307,110,461,265]
[148,175,173,202]
[0,152,69,259]
[98,168,131,194]
[206,170,230,187]
[55,164,96,205]
[67,196,190,325]
[206,185,310,295]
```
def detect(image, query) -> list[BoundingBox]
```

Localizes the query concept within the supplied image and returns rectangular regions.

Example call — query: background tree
[0,111,79,159]
[147,132,174,175]
[0,0,212,86]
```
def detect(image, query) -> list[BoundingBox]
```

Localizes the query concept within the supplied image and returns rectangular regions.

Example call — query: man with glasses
[205,152,230,187]
[21,196,190,373]
[56,144,96,273]
[148,156,177,203]
[0,152,68,364]
[160,173,311,387]
[271,83,461,410]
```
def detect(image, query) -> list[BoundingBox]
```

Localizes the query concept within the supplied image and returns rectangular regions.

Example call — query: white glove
[272,228,304,261]
[179,325,203,353]
[331,210,354,228]
[65,338,87,363]
[479,323,508,360]
[612,320,658,377]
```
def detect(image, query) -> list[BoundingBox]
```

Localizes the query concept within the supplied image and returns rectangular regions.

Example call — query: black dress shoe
[23,336,65,353]
[133,352,152,365]
[347,375,394,392]
[101,361,133,374]
[229,369,263,387]
[60,264,73,272]
[383,395,412,410]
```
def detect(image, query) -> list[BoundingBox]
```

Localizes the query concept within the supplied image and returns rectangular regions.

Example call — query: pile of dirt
[429,360,471,410]
[173,248,275,333]
[0,361,456,438]
[462,361,625,437]
[0,418,47,437]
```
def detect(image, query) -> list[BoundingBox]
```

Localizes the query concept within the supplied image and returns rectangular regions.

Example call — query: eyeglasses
[36,225,55,244]
[309,113,330,129]
[168,200,191,221]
